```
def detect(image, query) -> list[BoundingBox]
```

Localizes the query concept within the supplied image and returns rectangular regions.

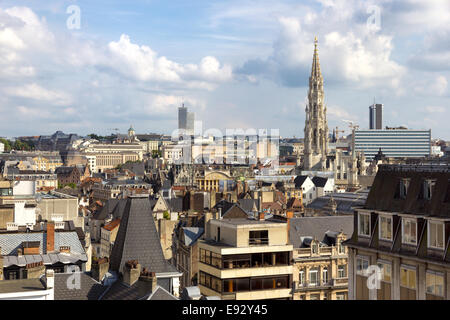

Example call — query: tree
[0,138,11,152]
[163,210,170,220]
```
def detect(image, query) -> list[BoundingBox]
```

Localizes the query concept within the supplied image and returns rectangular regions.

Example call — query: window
[428,221,445,249]
[356,256,369,275]
[402,218,417,245]
[310,294,320,300]
[338,265,347,278]
[377,261,392,283]
[426,271,444,297]
[336,292,347,300]
[299,270,305,286]
[400,266,416,289]
[419,179,436,200]
[379,215,393,241]
[322,268,328,284]
[400,179,410,199]
[249,230,269,245]
[309,268,319,286]
[358,213,370,237]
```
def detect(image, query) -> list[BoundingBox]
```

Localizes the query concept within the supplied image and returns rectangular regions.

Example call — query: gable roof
[222,204,249,219]
[312,176,328,187]
[294,175,310,188]
[109,197,178,275]
[54,272,105,300]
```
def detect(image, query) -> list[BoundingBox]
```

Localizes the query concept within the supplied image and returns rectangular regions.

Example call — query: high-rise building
[186,111,195,135]
[353,129,431,160]
[303,37,329,170]
[369,103,383,129]
[178,104,187,131]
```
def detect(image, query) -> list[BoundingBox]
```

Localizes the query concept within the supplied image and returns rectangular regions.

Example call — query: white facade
[12,180,36,197]
[298,177,317,205]
[0,142,4,153]
[13,201,36,227]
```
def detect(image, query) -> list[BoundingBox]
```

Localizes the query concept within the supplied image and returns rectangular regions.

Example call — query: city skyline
[0,0,449,139]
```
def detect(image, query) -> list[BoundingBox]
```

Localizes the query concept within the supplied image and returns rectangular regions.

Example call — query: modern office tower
[178,104,187,131]
[369,103,383,129]
[353,129,431,160]
[186,112,195,135]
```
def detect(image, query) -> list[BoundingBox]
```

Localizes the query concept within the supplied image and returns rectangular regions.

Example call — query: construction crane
[334,126,345,141]
[342,120,359,131]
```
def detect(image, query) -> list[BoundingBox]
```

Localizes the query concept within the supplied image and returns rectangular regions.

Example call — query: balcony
[294,280,336,291]
[333,278,348,286]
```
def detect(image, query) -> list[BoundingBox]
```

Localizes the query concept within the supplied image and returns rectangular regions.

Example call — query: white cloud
[107,34,232,86]
[424,106,446,113]
[3,83,72,106]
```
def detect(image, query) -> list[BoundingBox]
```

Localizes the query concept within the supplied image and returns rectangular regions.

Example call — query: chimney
[92,257,109,282]
[139,270,157,297]
[45,269,54,289]
[258,212,265,221]
[46,222,55,253]
[26,261,46,279]
[286,212,293,244]
[123,260,141,286]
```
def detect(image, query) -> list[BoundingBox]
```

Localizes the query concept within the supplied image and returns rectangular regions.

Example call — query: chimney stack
[258,212,265,221]
[46,222,55,253]
[139,270,157,297]
[123,260,141,286]
[45,269,54,289]
[92,257,109,282]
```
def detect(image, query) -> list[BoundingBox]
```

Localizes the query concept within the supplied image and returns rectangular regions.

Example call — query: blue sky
[0,0,449,139]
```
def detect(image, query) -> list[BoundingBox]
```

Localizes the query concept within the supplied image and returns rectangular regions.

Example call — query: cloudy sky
[0,0,449,139]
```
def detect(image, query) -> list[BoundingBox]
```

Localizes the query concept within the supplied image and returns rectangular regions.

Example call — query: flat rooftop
[0,278,46,294]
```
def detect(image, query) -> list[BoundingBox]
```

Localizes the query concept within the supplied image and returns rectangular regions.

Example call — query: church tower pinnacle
[303,37,329,171]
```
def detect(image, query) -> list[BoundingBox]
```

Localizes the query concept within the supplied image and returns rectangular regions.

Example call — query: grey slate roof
[289,216,353,248]
[294,175,309,188]
[147,286,178,300]
[312,176,328,187]
[238,199,259,213]
[182,227,204,246]
[109,197,179,275]
[169,197,183,212]
[122,162,145,177]
[54,272,105,300]
[100,278,177,300]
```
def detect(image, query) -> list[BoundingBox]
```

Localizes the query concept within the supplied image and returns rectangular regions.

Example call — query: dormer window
[358,212,371,237]
[419,179,436,200]
[379,215,393,241]
[428,220,444,249]
[402,218,417,245]
[396,178,410,199]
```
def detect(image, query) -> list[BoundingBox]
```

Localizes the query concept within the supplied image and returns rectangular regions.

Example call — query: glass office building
[354,129,431,160]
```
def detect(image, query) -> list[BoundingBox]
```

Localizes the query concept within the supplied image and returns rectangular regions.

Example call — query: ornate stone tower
[303,37,329,170]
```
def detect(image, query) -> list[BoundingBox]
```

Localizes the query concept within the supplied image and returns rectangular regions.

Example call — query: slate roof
[294,175,309,188]
[54,272,105,300]
[181,227,204,246]
[289,216,353,248]
[121,162,145,177]
[306,192,367,213]
[238,199,259,213]
[109,197,179,275]
[0,278,46,294]
[312,176,328,187]
[100,278,177,300]
[147,286,178,300]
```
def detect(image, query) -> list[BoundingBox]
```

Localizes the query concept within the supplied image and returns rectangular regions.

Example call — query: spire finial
[314,36,318,48]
